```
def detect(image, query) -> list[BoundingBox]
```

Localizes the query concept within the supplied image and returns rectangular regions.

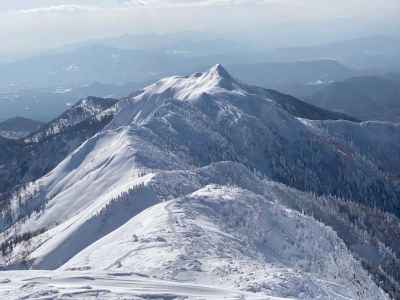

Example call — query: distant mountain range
[0,117,43,139]
[304,76,400,122]
[227,59,357,93]
[268,35,400,72]
[0,81,142,122]
[2,35,399,91]
[0,45,214,90]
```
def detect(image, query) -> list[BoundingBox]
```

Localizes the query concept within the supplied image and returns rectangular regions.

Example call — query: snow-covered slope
[0,163,389,299]
[61,184,386,299]
[108,64,398,209]
[0,97,118,197]
[0,270,274,300]
[26,96,117,143]
[0,65,396,299]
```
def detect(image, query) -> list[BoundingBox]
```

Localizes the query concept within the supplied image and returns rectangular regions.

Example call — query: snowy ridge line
[25,96,118,144]
[0,65,396,299]
[60,184,388,299]
[0,270,280,300]
[0,161,388,298]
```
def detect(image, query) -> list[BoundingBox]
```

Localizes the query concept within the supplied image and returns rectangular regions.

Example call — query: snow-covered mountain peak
[207,63,233,80]
[140,63,243,102]
[1,65,398,298]
[107,64,251,128]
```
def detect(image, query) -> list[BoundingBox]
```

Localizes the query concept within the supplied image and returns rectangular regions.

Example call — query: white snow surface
[0,270,273,300]
[26,96,116,143]
[61,185,386,299]
[0,65,390,299]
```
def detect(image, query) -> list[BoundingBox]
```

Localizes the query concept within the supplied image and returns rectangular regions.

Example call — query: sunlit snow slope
[0,65,394,299]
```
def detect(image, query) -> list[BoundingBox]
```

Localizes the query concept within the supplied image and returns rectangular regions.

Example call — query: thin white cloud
[11,4,99,15]
[4,1,233,15]
[6,0,283,16]
[120,0,284,7]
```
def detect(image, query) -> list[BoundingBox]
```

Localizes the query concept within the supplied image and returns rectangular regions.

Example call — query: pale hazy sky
[2,0,400,58]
